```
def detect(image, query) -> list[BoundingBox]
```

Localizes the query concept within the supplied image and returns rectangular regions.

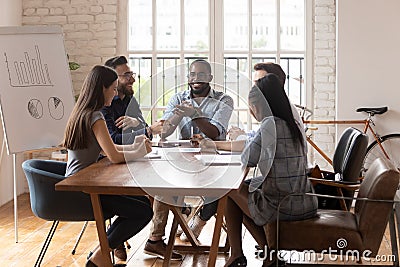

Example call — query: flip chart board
[0,26,75,154]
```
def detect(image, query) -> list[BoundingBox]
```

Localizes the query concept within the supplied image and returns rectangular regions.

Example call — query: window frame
[118,0,311,130]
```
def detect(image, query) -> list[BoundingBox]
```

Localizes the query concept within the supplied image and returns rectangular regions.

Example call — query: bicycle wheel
[362,133,400,177]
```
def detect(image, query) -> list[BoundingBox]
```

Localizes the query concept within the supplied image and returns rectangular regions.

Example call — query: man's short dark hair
[190,59,212,74]
[105,56,128,69]
[254,62,286,86]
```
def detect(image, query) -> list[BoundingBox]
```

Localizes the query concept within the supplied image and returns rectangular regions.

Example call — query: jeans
[199,198,219,221]
[100,195,153,249]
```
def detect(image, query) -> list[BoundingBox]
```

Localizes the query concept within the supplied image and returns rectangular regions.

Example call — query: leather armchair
[265,158,400,265]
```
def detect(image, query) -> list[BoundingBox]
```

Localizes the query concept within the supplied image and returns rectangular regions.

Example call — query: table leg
[170,206,200,247]
[90,194,113,267]
[208,195,227,267]
[163,212,179,267]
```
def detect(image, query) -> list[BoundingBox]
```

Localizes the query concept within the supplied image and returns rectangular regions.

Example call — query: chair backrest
[22,159,96,222]
[354,158,399,254]
[333,127,368,182]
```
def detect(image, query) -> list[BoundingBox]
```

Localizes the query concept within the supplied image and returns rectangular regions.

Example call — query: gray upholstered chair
[22,159,112,267]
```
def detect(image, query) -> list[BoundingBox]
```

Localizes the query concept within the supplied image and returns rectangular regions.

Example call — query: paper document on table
[144,153,162,159]
[141,148,162,159]
[178,147,201,153]
[216,150,242,155]
[194,154,242,166]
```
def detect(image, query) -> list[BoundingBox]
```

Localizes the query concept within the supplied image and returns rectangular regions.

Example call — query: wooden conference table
[56,144,245,267]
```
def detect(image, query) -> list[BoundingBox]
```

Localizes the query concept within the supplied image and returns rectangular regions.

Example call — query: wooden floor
[0,194,398,266]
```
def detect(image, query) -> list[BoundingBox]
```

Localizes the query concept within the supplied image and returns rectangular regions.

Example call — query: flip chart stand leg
[13,153,18,243]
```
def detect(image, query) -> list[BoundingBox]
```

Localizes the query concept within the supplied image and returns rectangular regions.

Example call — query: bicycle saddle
[356,106,388,115]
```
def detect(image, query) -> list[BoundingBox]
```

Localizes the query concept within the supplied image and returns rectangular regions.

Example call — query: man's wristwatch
[145,126,152,138]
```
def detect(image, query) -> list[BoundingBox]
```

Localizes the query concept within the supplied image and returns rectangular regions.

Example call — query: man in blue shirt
[144,60,234,259]
[101,56,163,145]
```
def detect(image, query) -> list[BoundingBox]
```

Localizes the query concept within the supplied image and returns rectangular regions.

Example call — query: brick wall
[22,0,118,96]
[312,0,336,168]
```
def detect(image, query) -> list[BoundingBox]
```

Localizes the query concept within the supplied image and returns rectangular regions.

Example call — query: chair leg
[35,220,59,267]
[71,221,89,255]
[389,208,399,267]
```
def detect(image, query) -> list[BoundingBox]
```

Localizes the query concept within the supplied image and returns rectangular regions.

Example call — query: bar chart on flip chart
[4,45,53,88]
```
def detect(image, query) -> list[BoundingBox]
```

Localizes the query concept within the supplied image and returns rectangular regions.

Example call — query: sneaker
[176,203,193,236]
[143,239,183,261]
[114,243,127,261]
[180,215,206,242]
[176,225,184,236]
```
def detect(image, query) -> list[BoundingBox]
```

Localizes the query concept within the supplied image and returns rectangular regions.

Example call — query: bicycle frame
[303,116,390,166]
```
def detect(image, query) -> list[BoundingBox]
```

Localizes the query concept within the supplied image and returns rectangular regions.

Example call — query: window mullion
[247,0,252,82]
[276,0,281,64]
[213,0,224,88]
[151,0,158,121]
[180,0,185,63]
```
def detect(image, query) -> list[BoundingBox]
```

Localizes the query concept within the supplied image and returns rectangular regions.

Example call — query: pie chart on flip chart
[27,99,43,119]
[48,96,64,120]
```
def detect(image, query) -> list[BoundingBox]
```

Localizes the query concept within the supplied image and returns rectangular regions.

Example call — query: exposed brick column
[312,0,336,169]
[22,0,118,96]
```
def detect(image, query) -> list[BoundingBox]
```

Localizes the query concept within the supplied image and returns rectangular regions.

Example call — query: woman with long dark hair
[63,65,153,266]
[224,74,317,267]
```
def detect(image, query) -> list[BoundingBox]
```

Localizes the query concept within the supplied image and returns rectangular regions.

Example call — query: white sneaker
[176,225,183,236]
[180,215,206,242]
[176,204,192,236]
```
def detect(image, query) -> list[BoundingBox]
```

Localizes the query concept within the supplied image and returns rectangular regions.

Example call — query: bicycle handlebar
[294,104,313,120]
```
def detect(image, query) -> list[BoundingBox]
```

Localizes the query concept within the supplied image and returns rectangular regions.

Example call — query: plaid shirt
[162,88,233,140]
[242,117,317,226]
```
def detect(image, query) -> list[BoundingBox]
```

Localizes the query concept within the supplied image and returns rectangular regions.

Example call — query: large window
[122,0,306,130]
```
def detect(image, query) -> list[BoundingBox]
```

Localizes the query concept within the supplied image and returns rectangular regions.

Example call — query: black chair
[310,127,369,210]
[22,159,112,267]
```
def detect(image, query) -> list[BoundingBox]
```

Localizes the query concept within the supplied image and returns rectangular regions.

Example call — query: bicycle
[295,104,400,176]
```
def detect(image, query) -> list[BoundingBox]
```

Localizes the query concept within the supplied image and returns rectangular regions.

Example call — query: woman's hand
[227,126,246,140]
[199,138,217,153]
[130,135,152,158]
[131,134,146,150]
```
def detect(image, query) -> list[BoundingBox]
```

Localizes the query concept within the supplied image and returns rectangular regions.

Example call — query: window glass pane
[224,56,250,109]
[128,0,152,50]
[252,0,276,51]
[280,54,304,105]
[129,55,152,107]
[184,0,209,50]
[280,0,304,51]
[155,56,182,106]
[157,0,180,50]
[224,0,248,50]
